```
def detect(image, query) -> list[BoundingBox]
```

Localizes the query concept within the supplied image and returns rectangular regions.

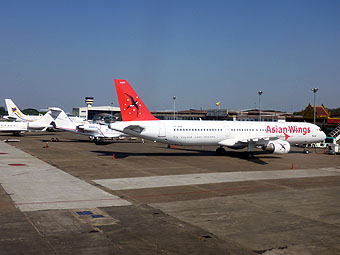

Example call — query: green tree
[22,108,40,115]
[0,106,7,116]
[328,107,340,116]
[293,111,302,116]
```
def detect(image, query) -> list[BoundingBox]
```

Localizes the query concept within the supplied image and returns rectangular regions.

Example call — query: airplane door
[312,127,317,137]
[158,125,166,137]
[225,126,230,137]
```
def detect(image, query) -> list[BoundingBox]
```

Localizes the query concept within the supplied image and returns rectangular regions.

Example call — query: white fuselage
[55,122,124,139]
[0,121,28,133]
[110,120,326,147]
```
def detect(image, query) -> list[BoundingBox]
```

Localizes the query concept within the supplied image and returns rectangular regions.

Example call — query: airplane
[0,110,54,135]
[109,79,326,158]
[49,107,126,144]
[5,99,41,121]
[5,99,85,123]
[0,121,28,136]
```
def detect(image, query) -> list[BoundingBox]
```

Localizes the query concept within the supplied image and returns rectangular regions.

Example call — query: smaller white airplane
[5,99,86,130]
[0,110,54,135]
[5,99,41,122]
[49,107,126,144]
[0,121,28,136]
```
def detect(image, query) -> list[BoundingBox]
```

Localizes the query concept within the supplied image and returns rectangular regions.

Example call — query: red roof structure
[302,104,330,119]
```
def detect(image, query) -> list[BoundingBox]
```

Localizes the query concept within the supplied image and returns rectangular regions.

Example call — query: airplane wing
[122,125,145,134]
[218,134,286,147]
[109,124,145,134]
[3,116,17,121]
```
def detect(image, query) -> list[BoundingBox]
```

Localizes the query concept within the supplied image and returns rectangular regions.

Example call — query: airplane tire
[94,138,104,145]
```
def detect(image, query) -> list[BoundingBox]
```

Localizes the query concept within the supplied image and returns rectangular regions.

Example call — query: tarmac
[1,131,340,254]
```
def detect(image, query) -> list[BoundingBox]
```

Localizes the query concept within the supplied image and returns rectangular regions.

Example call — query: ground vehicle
[327,144,340,155]
[312,137,337,148]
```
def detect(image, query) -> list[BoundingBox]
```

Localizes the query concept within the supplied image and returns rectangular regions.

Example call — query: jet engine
[76,124,97,132]
[76,125,85,132]
[263,140,290,154]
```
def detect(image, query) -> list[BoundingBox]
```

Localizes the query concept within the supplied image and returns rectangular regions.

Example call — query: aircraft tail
[5,99,29,121]
[114,79,158,121]
[48,107,74,128]
[28,111,53,130]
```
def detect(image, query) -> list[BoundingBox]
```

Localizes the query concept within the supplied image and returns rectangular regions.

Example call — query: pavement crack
[253,245,288,254]
[23,212,58,255]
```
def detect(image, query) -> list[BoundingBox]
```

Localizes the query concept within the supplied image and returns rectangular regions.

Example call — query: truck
[327,143,340,155]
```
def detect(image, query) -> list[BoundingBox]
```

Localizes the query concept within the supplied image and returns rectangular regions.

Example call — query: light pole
[258,90,263,121]
[173,96,176,120]
[311,88,318,124]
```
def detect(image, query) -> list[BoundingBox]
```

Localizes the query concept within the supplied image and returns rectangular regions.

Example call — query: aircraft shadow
[38,139,141,144]
[23,133,59,137]
[91,148,273,165]
[40,139,90,143]
[92,150,215,158]
[172,147,275,164]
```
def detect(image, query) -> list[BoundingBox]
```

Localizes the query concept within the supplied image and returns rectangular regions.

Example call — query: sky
[1,0,340,113]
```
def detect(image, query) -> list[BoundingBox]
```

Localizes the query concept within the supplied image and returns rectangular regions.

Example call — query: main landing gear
[215,147,255,158]
[216,147,226,156]
[247,143,255,159]
[94,137,104,145]
[302,144,310,154]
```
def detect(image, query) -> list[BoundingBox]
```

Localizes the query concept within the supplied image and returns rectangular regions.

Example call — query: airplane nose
[320,131,326,140]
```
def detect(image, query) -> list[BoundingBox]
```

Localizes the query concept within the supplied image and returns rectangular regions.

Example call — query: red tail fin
[114,79,159,121]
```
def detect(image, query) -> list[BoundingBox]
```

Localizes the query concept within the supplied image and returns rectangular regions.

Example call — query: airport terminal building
[72,97,120,121]
[153,108,290,122]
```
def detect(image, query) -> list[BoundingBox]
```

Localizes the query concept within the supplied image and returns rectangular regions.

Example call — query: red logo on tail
[114,79,158,122]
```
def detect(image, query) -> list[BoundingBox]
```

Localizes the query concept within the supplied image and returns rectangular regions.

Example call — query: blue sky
[1,0,339,113]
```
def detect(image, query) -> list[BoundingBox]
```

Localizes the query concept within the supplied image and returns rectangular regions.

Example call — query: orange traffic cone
[112,153,115,160]
[45,142,49,148]
[291,163,294,170]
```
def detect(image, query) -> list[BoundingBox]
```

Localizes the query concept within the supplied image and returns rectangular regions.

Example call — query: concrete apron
[0,141,131,211]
